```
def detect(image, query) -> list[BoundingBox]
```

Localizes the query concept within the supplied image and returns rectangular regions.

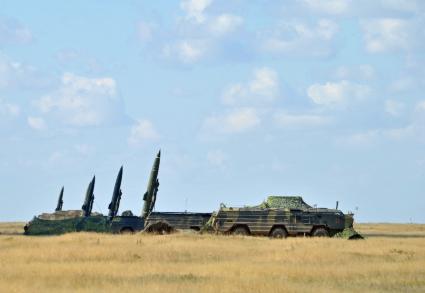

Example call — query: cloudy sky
[1,0,424,222]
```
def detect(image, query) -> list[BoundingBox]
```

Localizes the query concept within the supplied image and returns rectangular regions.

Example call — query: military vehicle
[24,150,212,235]
[24,151,161,235]
[208,196,362,239]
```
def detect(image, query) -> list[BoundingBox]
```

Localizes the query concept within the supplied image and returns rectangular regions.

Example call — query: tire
[232,226,250,236]
[120,228,134,234]
[312,227,330,237]
[270,227,288,239]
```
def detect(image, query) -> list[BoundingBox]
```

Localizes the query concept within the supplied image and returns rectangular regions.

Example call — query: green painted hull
[24,215,110,235]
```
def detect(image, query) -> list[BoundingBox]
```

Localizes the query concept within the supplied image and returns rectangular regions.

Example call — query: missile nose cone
[157,149,161,157]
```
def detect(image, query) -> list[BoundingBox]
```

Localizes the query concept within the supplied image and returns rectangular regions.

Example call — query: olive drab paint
[108,166,123,220]
[142,150,160,219]
[81,176,95,217]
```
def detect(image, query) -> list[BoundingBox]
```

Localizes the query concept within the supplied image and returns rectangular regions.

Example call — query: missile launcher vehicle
[208,196,362,239]
[24,152,160,235]
[24,150,212,235]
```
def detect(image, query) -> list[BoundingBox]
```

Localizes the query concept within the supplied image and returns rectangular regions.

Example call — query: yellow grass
[0,223,424,293]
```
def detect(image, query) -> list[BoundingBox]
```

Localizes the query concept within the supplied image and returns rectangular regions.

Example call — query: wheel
[232,226,250,236]
[120,228,134,234]
[312,227,329,237]
[270,227,288,238]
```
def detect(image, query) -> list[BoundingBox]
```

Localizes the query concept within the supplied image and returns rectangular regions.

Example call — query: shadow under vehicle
[208,196,362,239]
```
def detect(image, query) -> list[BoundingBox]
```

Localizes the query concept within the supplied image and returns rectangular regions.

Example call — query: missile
[108,166,123,220]
[82,176,95,217]
[142,150,160,219]
[55,186,64,212]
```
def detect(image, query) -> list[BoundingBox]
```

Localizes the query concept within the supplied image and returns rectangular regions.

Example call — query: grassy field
[0,223,424,293]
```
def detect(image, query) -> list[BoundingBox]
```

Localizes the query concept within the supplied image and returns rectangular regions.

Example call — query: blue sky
[1,0,424,222]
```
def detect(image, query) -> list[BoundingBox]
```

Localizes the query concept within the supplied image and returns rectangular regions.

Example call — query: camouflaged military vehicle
[25,152,161,235]
[209,196,362,239]
[24,151,213,235]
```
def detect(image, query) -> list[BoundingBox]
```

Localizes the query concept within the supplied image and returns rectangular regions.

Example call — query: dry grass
[0,223,424,293]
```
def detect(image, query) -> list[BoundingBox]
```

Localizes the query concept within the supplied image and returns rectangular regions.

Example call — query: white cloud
[207,149,227,167]
[300,0,351,15]
[380,0,419,13]
[147,1,244,64]
[27,116,47,130]
[0,99,20,117]
[341,130,380,147]
[128,119,159,146]
[180,0,212,23]
[416,101,425,112]
[209,14,243,36]
[162,40,206,63]
[335,64,375,80]
[137,21,154,43]
[222,67,279,105]
[203,108,260,134]
[340,100,425,146]
[274,112,331,128]
[74,144,94,156]
[0,17,33,45]
[262,19,338,56]
[385,100,405,116]
[35,73,126,127]
[0,54,49,90]
[307,80,371,107]
[361,18,409,53]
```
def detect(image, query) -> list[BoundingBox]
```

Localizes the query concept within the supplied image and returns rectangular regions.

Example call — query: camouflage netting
[38,210,83,220]
[25,213,109,235]
[333,228,364,240]
[253,196,312,209]
[37,210,102,220]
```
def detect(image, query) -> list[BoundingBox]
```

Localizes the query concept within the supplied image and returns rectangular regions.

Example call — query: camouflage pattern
[25,152,160,235]
[145,212,212,231]
[24,213,109,235]
[24,213,144,235]
[55,187,64,212]
[253,196,312,209]
[210,196,363,239]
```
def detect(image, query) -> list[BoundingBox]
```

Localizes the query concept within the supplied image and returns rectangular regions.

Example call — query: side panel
[110,216,144,233]
[146,212,212,230]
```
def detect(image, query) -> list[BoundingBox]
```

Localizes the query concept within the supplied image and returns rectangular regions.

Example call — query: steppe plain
[0,222,424,292]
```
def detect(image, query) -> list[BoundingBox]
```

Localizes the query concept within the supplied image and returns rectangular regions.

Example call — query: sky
[0,0,424,223]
